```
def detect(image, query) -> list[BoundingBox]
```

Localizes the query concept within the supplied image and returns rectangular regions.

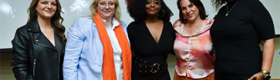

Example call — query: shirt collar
[101,18,120,29]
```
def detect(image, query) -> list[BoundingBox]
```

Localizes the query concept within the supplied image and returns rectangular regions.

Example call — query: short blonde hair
[90,0,121,23]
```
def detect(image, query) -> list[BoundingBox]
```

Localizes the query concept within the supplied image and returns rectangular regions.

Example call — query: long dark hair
[127,0,173,22]
[28,0,66,42]
[177,0,208,23]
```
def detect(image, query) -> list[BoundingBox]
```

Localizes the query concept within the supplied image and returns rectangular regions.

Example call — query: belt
[133,56,167,73]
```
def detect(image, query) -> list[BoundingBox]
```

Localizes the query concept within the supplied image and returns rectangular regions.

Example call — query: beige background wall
[0,53,14,80]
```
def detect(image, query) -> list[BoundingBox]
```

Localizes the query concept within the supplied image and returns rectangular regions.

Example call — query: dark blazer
[11,18,65,80]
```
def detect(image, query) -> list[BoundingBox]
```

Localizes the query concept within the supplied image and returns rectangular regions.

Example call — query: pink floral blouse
[173,20,215,79]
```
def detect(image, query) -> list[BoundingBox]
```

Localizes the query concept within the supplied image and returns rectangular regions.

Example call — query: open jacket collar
[25,18,59,51]
[26,18,41,33]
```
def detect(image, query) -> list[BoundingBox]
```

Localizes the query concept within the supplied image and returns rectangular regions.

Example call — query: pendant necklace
[226,1,239,16]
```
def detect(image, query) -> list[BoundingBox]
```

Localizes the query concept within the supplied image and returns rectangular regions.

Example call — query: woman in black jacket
[11,0,66,80]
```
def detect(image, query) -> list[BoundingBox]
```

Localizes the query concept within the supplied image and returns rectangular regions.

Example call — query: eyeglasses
[98,2,115,8]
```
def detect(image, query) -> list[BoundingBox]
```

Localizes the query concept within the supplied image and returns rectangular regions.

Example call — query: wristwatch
[261,70,271,80]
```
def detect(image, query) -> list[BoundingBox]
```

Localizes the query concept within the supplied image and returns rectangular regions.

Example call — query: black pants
[215,72,253,80]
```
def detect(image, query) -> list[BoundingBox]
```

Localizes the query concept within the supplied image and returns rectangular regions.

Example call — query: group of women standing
[10,0,275,80]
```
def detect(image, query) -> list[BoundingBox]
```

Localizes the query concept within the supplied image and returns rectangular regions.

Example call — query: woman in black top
[210,0,275,80]
[11,0,65,80]
[126,0,174,80]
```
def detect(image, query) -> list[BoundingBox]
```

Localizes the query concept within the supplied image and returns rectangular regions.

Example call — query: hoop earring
[35,10,37,15]
[158,9,165,18]
[183,17,187,23]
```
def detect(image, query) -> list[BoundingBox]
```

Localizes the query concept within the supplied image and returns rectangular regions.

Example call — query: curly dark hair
[28,0,66,42]
[177,0,208,23]
[127,0,173,22]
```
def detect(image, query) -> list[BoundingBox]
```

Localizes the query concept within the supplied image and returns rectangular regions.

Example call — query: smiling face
[97,0,115,20]
[35,0,57,19]
[180,0,200,22]
[145,0,161,16]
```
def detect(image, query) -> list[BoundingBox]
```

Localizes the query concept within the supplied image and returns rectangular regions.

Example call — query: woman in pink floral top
[173,0,215,80]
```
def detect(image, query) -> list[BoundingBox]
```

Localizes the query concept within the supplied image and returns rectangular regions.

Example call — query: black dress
[127,20,175,80]
[210,0,275,79]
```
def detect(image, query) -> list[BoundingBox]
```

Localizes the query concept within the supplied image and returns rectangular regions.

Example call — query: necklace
[226,1,239,16]
[180,22,205,36]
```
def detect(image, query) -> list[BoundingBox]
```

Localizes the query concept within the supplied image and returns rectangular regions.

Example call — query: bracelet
[261,70,270,77]
[261,70,270,74]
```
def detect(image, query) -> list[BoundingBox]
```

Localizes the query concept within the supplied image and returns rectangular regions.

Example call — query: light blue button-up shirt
[63,17,128,80]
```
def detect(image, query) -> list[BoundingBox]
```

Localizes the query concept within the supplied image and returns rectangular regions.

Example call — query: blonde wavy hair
[90,0,121,23]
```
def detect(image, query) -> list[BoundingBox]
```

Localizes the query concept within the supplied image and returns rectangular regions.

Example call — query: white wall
[271,38,280,79]
[0,0,279,48]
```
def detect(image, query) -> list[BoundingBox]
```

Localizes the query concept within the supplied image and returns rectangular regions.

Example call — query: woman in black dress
[126,0,174,80]
[210,0,275,80]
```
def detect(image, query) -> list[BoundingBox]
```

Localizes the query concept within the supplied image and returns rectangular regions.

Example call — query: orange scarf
[93,13,131,80]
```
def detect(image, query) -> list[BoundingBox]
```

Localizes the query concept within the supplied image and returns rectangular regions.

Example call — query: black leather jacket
[11,19,65,80]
